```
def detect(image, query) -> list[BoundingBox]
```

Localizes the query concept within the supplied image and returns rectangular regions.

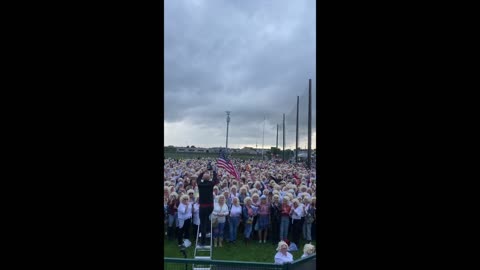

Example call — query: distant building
[239,147,258,155]
[292,150,314,161]
[176,147,208,153]
[169,146,270,155]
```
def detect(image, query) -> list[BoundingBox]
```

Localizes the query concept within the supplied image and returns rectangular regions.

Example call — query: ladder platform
[194,218,213,269]
[194,256,211,260]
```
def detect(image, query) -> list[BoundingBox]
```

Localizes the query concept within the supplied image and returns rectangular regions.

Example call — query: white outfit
[274,251,293,264]
[299,203,306,217]
[192,203,200,225]
[229,204,242,217]
[177,202,192,228]
[291,204,303,223]
[212,202,229,223]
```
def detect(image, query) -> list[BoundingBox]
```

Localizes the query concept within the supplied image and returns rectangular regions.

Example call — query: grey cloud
[165,0,316,147]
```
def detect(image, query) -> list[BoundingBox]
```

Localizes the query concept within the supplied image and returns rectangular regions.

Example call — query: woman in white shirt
[212,194,229,247]
[176,194,192,247]
[213,186,220,203]
[230,186,238,199]
[289,199,304,246]
[228,197,242,243]
[274,240,293,264]
[192,197,200,239]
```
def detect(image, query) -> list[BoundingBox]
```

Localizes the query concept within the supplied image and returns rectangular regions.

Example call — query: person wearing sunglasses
[177,194,192,247]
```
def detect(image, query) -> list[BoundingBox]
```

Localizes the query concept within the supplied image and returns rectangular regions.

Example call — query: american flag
[217,148,239,179]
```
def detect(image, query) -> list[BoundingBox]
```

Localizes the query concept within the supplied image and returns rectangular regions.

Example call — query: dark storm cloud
[165,0,316,147]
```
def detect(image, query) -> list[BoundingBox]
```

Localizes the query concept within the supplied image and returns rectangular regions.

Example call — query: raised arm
[196,168,208,182]
[197,172,204,182]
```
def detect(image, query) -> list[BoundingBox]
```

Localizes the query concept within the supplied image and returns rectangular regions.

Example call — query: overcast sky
[164,0,316,150]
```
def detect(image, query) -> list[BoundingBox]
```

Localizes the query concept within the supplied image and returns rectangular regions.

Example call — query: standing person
[212,195,229,247]
[290,199,304,247]
[242,197,256,245]
[186,189,195,239]
[192,197,200,239]
[251,193,260,240]
[197,165,219,247]
[270,194,281,245]
[279,197,291,241]
[177,194,192,247]
[223,190,231,242]
[167,192,179,241]
[238,186,249,206]
[257,195,270,243]
[274,241,293,265]
[237,186,249,235]
[230,186,238,199]
[164,195,168,237]
[187,189,195,203]
[213,186,220,203]
[311,197,317,240]
[228,197,242,244]
[302,197,315,244]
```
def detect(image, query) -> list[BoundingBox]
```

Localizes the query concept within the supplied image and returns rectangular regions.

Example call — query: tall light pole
[276,124,279,148]
[226,111,231,150]
[307,79,312,170]
[262,116,265,160]
[296,95,299,163]
[283,113,285,161]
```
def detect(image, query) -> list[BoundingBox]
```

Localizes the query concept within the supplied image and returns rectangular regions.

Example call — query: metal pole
[276,124,279,148]
[296,96,299,163]
[283,113,285,161]
[307,79,312,170]
[262,116,265,160]
[226,111,231,150]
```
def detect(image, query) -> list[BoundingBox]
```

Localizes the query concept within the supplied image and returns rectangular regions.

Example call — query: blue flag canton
[219,148,230,162]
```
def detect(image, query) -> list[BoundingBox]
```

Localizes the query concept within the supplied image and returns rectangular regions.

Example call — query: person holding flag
[197,161,219,247]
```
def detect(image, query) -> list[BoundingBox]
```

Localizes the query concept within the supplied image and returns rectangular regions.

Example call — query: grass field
[164,232,316,263]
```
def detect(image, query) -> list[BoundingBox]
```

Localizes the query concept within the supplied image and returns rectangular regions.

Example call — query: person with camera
[197,161,219,247]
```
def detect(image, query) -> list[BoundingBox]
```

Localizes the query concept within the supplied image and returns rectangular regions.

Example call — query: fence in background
[164,254,316,270]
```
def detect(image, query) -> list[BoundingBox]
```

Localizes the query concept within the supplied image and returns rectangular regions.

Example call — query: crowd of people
[163,157,317,256]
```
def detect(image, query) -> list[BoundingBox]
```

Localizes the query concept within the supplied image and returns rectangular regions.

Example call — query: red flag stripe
[217,159,239,179]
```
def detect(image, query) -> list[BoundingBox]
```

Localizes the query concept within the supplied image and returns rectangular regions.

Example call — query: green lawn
[164,233,315,263]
